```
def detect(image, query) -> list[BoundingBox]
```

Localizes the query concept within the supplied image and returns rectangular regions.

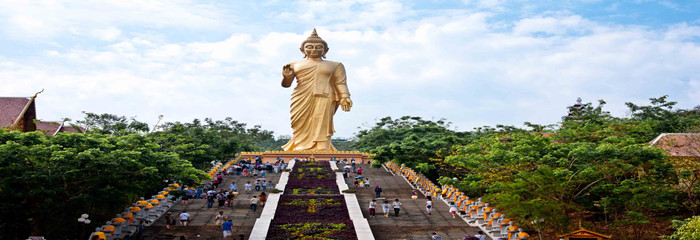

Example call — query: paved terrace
[142,171,282,240]
[342,163,488,240]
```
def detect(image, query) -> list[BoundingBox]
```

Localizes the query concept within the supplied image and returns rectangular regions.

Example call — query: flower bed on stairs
[267,161,357,239]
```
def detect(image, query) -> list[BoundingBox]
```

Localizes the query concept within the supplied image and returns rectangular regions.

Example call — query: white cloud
[276,0,410,29]
[689,79,700,103]
[0,3,698,138]
[513,15,591,35]
[91,27,122,42]
[0,0,224,40]
[461,0,507,11]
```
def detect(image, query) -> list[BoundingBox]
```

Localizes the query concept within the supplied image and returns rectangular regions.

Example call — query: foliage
[0,131,206,240]
[353,97,700,239]
[150,117,274,169]
[256,136,356,151]
[76,112,150,135]
[284,161,339,194]
[662,216,700,240]
[267,188,283,194]
[269,161,356,239]
[626,96,700,135]
[439,99,686,238]
[352,116,473,179]
[268,222,355,240]
[76,113,277,169]
[331,138,356,151]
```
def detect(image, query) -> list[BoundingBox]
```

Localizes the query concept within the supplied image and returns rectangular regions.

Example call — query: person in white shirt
[449,202,458,218]
[392,199,402,216]
[249,196,260,212]
[179,210,191,226]
[244,182,253,193]
[382,201,391,217]
[368,199,377,217]
[426,196,433,215]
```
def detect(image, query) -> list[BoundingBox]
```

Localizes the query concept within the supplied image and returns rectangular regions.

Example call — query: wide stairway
[141,163,482,239]
[341,163,485,240]
[142,172,282,240]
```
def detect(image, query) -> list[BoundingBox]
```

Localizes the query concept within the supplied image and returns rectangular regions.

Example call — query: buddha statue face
[303,42,326,58]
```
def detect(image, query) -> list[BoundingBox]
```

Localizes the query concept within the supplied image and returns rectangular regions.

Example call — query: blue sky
[1,0,698,138]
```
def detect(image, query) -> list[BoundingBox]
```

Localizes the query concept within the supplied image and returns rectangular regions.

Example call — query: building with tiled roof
[650,133,700,160]
[650,133,700,181]
[35,121,84,136]
[0,96,38,132]
[1,91,84,135]
[57,124,83,134]
[35,121,61,134]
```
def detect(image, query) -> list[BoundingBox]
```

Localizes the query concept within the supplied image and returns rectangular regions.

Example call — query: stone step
[338,163,487,240]
[141,171,283,240]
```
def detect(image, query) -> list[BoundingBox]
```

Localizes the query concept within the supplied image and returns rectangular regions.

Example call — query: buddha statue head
[300,28,329,59]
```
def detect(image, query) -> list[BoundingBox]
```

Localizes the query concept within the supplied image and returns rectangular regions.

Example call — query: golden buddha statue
[281,29,352,151]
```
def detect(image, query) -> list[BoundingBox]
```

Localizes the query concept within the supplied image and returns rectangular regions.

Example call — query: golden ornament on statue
[281,29,352,151]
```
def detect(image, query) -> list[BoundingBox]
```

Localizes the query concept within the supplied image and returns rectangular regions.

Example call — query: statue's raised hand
[282,64,295,79]
[340,97,352,112]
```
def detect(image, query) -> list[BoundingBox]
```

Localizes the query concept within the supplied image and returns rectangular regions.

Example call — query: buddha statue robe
[282,60,350,151]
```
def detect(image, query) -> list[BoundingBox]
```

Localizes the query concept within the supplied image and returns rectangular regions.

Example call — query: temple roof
[58,124,83,134]
[0,97,32,128]
[2,91,81,134]
[36,121,62,135]
[35,121,84,135]
[650,133,700,158]
[557,228,612,239]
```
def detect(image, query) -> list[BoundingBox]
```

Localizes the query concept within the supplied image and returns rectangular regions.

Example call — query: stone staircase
[141,172,281,240]
[340,163,486,240]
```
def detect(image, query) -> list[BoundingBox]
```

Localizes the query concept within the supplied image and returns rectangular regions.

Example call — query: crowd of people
[107,156,492,239]
[162,157,285,239]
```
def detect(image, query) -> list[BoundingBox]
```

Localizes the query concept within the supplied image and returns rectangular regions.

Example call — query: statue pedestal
[239,150,373,163]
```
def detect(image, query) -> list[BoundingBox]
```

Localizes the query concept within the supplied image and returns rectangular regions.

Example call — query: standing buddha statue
[281,29,352,151]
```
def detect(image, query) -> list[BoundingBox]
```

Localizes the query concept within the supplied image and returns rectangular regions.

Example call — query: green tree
[352,116,472,178]
[663,216,700,240]
[151,118,274,168]
[77,112,150,135]
[0,131,206,239]
[440,99,683,238]
[626,96,700,137]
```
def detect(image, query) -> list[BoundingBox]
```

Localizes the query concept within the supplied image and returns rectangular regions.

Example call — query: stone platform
[239,150,373,163]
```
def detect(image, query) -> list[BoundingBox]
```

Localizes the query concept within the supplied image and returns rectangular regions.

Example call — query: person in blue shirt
[222,219,233,238]
[196,187,203,199]
[229,182,238,192]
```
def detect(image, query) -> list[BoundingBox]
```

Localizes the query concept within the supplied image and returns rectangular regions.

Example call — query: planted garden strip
[267,161,358,239]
